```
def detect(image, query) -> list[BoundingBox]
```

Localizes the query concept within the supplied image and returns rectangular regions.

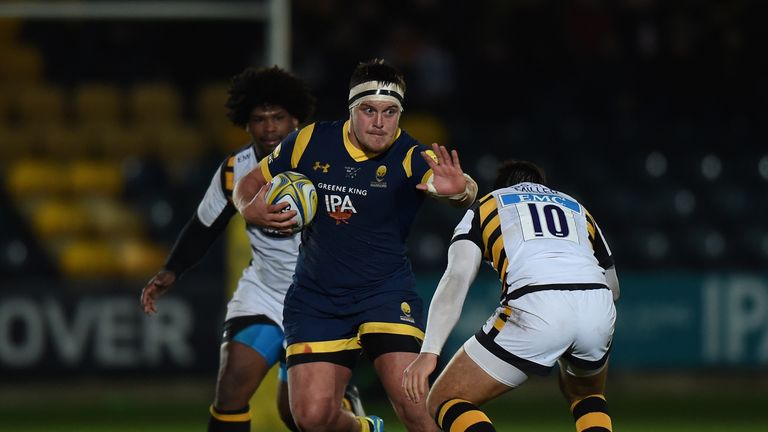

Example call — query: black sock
[208,405,250,432]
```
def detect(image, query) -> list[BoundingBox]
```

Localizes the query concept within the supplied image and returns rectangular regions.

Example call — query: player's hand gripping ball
[264,171,317,233]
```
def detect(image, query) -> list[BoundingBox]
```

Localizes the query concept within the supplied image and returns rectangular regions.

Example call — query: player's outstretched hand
[402,352,438,404]
[416,143,466,196]
[241,182,298,235]
[140,270,176,315]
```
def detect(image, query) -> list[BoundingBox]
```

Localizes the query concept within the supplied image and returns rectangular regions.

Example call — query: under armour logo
[313,162,330,173]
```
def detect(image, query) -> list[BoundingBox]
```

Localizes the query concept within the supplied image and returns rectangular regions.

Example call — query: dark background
[1,1,767,430]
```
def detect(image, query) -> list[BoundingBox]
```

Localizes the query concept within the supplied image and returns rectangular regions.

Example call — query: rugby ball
[264,171,317,232]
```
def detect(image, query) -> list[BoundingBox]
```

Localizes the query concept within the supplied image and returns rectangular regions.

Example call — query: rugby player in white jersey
[402,160,620,432]
[140,66,364,432]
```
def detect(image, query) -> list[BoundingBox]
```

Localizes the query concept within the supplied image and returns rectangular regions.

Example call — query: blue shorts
[223,315,288,381]
[283,281,425,369]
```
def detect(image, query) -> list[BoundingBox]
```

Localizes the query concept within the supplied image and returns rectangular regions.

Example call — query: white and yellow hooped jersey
[197,144,300,328]
[452,182,614,303]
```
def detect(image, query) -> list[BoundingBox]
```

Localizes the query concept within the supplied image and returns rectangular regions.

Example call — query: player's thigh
[216,317,284,397]
[218,341,271,386]
[428,348,513,414]
[372,351,419,399]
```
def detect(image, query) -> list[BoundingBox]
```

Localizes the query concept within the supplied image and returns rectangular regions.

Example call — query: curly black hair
[225,66,316,127]
[349,58,406,94]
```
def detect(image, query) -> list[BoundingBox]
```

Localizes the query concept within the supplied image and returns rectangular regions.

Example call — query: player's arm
[604,265,620,302]
[402,239,483,403]
[141,163,237,315]
[233,162,296,231]
[416,143,478,208]
[585,209,620,301]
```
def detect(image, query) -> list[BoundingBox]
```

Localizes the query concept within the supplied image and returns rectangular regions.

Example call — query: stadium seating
[128,82,183,127]
[195,82,250,153]
[73,83,124,128]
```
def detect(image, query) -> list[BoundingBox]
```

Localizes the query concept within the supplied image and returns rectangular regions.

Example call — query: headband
[348,81,405,111]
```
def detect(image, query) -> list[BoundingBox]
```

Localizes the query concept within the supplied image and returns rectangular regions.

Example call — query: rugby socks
[355,416,375,432]
[435,398,495,431]
[208,405,250,432]
[571,394,612,431]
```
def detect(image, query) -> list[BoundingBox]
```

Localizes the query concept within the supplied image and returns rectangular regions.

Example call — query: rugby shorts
[222,315,288,381]
[464,284,615,387]
[283,283,425,369]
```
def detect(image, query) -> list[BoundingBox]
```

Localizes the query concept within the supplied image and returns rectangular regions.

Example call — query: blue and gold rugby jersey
[259,120,434,294]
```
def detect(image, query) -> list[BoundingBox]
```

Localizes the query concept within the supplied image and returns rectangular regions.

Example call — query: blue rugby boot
[365,415,384,432]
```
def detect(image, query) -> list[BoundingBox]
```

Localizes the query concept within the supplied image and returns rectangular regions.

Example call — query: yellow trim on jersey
[286,338,360,356]
[259,158,273,182]
[342,120,401,162]
[437,399,469,427]
[291,123,315,169]
[499,256,509,296]
[489,230,505,269]
[403,144,436,182]
[492,315,505,332]
[402,145,416,177]
[479,203,500,258]
[209,405,250,422]
[413,149,437,183]
[585,209,596,239]
[358,322,425,340]
[224,156,236,191]
[420,169,433,185]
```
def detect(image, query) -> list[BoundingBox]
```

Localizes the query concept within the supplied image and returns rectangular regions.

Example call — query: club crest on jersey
[325,194,357,224]
[371,164,388,188]
[313,162,330,173]
[400,302,415,323]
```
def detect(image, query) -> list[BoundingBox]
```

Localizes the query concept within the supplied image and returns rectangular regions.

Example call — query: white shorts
[225,266,287,332]
[464,287,615,388]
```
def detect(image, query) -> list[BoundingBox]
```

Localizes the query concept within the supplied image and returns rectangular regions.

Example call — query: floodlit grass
[1,374,766,431]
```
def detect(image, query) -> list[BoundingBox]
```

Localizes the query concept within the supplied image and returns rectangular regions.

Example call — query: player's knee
[425,392,443,420]
[291,398,339,431]
[390,396,433,428]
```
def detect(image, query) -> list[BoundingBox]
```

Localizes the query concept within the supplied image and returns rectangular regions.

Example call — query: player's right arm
[142,159,239,315]
[233,162,297,231]
[403,206,484,403]
[402,239,482,403]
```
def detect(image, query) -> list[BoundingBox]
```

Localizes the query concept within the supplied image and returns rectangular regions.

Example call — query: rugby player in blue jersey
[233,59,478,432]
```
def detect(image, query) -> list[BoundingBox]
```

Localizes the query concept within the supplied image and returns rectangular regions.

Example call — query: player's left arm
[402,239,483,403]
[585,209,620,301]
[415,143,478,208]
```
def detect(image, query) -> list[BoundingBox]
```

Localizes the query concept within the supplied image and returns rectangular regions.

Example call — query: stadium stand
[1,1,765,286]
